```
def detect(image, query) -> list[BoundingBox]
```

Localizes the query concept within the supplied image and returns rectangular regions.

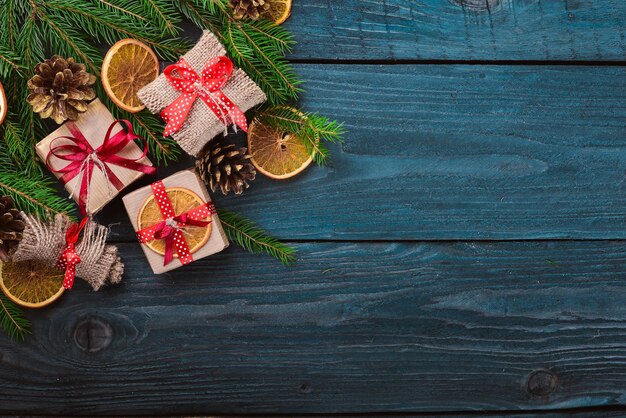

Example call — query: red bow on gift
[161,56,248,137]
[47,120,156,215]
[136,180,216,266]
[57,217,88,289]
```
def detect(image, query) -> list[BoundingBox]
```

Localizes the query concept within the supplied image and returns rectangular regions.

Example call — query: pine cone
[27,55,96,124]
[230,0,271,20]
[196,136,256,195]
[0,196,25,262]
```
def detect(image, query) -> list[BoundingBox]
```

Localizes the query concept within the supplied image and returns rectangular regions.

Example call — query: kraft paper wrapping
[122,169,229,274]
[36,98,153,215]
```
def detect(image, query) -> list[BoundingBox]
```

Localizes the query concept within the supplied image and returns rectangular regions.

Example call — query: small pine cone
[196,136,256,196]
[230,0,271,20]
[27,55,96,124]
[0,196,25,262]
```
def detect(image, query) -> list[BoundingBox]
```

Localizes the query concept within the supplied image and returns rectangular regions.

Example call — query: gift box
[122,169,229,274]
[137,30,266,157]
[36,98,155,215]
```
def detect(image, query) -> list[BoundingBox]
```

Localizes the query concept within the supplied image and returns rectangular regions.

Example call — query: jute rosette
[12,213,123,291]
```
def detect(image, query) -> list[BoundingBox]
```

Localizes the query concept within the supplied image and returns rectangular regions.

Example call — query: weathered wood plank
[284,0,626,61]
[1,241,625,415]
[102,64,626,241]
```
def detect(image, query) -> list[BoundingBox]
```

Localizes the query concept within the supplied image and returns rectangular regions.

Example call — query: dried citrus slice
[0,80,7,125]
[248,116,315,180]
[137,187,212,256]
[102,39,159,113]
[265,0,292,24]
[0,260,64,308]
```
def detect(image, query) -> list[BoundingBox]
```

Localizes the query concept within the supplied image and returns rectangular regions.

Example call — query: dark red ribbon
[46,120,157,215]
[161,56,248,137]
[57,217,88,289]
[136,181,216,266]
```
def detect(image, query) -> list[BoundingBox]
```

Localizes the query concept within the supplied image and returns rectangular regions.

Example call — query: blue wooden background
[1,0,625,415]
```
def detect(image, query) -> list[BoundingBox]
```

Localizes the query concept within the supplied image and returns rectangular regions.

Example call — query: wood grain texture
[100,64,626,241]
[284,0,626,61]
[1,241,625,415]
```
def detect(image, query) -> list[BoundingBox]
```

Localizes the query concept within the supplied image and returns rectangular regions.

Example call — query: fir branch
[0,45,22,78]
[99,0,183,35]
[17,11,45,72]
[43,1,155,48]
[37,14,102,74]
[140,0,182,35]
[0,293,30,341]
[255,106,345,165]
[0,172,76,219]
[39,1,185,62]
[96,0,149,23]
[217,208,296,265]
[240,18,294,57]
[1,119,34,173]
[174,0,221,32]
[224,18,301,105]
[0,0,18,49]
[0,134,17,169]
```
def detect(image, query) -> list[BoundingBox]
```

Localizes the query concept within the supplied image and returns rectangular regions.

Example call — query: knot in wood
[526,369,558,397]
[298,382,312,394]
[73,316,113,353]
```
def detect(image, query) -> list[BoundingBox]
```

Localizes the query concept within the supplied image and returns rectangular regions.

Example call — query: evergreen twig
[0,293,31,341]
[218,208,296,265]
[0,172,76,219]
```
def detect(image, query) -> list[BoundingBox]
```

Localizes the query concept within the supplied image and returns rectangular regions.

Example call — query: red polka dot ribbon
[161,56,248,138]
[47,120,157,215]
[57,217,88,289]
[136,181,216,266]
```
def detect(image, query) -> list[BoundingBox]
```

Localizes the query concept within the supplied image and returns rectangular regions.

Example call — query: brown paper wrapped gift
[36,98,154,215]
[137,30,266,157]
[123,169,229,274]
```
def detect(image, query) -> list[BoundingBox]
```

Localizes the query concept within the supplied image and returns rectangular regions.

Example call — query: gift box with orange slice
[122,169,229,274]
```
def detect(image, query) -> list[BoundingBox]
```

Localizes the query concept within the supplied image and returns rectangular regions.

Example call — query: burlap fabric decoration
[12,214,123,291]
[137,30,266,157]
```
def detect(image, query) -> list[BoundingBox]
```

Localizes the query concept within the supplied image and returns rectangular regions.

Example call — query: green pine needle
[0,45,22,78]
[0,293,31,341]
[218,208,296,265]
[254,106,345,165]
[0,171,76,219]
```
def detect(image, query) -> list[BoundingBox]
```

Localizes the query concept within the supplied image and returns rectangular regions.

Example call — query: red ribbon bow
[161,56,248,137]
[136,181,216,266]
[57,217,88,289]
[47,120,157,215]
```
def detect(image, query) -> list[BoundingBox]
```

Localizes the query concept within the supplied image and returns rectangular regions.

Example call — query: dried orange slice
[0,260,64,308]
[265,0,292,25]
[248,115,315,180]
[102,39,159,113]
[137,187,212,256]
[0,80,7,125]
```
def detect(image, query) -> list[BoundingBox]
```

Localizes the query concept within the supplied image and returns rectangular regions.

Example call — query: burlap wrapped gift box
[36,98,153,215]
[123,169,229,274]
[137,30,266,157]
